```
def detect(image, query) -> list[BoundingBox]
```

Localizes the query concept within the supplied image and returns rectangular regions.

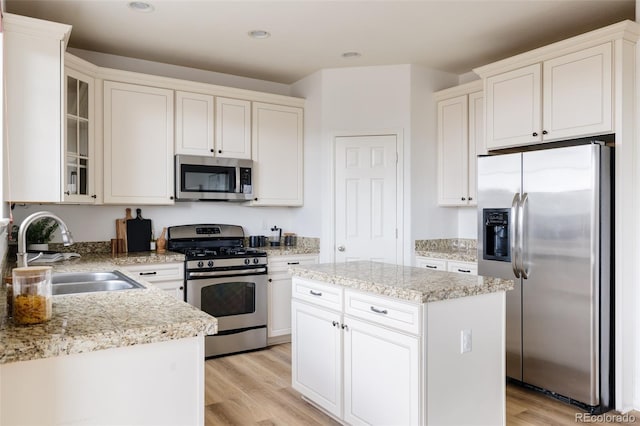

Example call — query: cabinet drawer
[292,278,342,311]
[447,261,477,276]
[344,290,421,335]
[269,255,319,273]
[415,256,447,271]
[123,263,184,282]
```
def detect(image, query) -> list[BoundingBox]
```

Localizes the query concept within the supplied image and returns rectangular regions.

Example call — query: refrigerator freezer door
[521,144,600,406]
[477,152,522,380]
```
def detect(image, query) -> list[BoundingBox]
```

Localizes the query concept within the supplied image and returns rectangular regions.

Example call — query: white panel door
[291,300,342,419]
[335,135,397,263]
[486,63,542,150]
[543,43,612,140]
[437,95,468,206]
[215,97,251,159]
[343,315,420,426]
[104,81,174,204]
[175,91,214,156]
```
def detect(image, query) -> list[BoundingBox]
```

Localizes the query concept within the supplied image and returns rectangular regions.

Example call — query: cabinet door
[543,43,612,141]
[437,95,468,206]
[175,91,214,156]
[343,316,420,426]
[468,91,484,206]
[104,81,174,204]
[4,17,68,203]
[152,280,185,301]
[291,300,342,418]
[64,68,97,203]
[486,63,542,150]
[268,273,293,338]
[215,97,251,159]
[252,103,303,206]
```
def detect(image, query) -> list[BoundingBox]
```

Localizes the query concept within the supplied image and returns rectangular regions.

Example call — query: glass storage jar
[12,266,52,325]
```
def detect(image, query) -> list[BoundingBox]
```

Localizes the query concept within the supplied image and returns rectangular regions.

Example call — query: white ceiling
[5,0,635,84]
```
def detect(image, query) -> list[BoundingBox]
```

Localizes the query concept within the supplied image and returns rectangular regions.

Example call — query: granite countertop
[261,246,320,256]
[0,251,217,365]
[290,261,513,303]
[415,238,478,262]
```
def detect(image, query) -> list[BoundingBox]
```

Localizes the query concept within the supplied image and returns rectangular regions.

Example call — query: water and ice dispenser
[483,209,511,261]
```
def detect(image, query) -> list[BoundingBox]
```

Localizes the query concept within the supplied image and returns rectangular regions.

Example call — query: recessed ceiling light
[129,1,154,12]
[342,51,362,58]
[248,30,271,39]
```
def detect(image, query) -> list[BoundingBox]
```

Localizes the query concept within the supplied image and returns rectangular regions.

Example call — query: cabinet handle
[309,290,322,296]
[179,286,184,290]
[91,194,97,199]
[64,191,70,195]
[287,262,300,265]
[268,278,273,282]
[457,269,471,273]
[218,150,222,154]
[542,130,548,135]
[370,306,388,315]
[341,324,349,331]
[425,265,437,269]
[210,149,214,153]
[532,132,538,137]
[332,321,339,327]
[468,197,473,201]
[139,271,157,276]
[461,197,466,201]
[170,196,174,200]
[254,198,258,201]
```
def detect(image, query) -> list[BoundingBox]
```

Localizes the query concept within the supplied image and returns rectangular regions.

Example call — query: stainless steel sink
[52,270,145,295]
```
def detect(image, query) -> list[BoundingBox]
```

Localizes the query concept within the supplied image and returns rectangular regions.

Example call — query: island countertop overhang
[289,260,514,303]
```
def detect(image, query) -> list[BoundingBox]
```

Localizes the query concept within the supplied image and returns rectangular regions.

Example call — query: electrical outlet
[461,329,472,354]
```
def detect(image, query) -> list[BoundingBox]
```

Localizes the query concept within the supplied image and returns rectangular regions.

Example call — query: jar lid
[12,266,53,276]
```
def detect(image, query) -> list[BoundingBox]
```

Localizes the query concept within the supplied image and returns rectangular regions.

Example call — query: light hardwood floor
[205,343,640,425]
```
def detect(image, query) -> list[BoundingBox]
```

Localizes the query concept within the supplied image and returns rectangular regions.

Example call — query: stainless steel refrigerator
[477,143,612,413]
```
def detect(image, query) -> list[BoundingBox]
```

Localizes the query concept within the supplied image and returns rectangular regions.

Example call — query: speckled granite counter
[290,260,513,303]
[0,251,217,365]
[415,238,478,262]
[261,246,320,256]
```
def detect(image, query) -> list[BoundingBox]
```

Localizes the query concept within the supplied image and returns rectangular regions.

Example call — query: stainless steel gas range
[167,224,267,358]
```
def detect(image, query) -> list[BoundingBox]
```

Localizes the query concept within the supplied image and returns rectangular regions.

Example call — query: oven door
[186,272,267,332]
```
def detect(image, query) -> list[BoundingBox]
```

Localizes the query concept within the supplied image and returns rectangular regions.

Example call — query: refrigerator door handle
[519,192,529,279]
[511,193,521,278]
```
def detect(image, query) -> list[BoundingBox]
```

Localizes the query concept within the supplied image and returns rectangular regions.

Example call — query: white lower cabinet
[447,260,478,275]
[291,278,422,424]
[267,254,318,342]
[123,262,185,300]
[415,256,477,276]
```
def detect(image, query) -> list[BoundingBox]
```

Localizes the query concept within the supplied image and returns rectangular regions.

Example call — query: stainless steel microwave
[175,155,253,201]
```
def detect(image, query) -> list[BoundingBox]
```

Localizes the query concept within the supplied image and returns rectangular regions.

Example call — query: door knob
[337,245,345,252]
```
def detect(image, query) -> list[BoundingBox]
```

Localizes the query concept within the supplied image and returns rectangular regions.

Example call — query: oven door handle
[188,267,267,278]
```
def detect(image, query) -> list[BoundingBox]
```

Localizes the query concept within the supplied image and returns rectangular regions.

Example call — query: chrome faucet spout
[16,211,74,268]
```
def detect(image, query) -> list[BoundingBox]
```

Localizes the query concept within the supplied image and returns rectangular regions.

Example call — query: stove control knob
[244,258,250,265]
[197,261,204,268]
[208,260,214,267]
[253,258,260,264]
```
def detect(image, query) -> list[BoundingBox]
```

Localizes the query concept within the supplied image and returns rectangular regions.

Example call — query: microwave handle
[236,166,241,193]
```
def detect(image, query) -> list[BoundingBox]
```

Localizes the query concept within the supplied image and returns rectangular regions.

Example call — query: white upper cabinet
[175,93,251,159]
[251,102,304,206]
[435,81,483,206]
[3,14,71,203]
[103,81,175,205]
[175,91,214,156]
[485,43,612,150]
[215,97,251,159]
[64,67,97,203]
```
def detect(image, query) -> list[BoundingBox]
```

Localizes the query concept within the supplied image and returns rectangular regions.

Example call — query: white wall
[10,203,301,243]
[68,48,291,96]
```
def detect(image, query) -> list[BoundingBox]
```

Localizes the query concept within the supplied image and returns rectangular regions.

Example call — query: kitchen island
[289,260,513,426]
[0,253,217,426]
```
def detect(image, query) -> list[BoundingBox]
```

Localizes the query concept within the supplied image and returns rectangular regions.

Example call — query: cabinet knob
[468,197,473,201]
[532,132,538,137]
[179,286,184,290]
[332,321,339,327]
[341,324,349,331]
[337,245,345,252]
[268,278,273,282]
[91,194,97,199]
[64,191,70,195]
[218,150,222,154]
[254,197,258,201]
[170,196,174,200]
[210,149,214,153]
[461,197,466,201]
[542,130,548,135]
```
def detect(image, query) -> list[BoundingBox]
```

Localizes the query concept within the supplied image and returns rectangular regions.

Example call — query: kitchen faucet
[16,211,74,268]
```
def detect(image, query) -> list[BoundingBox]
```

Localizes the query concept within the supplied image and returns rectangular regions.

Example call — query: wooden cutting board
[126,208,152,253]
[115,208,132,253]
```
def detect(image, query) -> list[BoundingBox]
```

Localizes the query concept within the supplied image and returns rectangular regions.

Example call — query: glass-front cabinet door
[64,68,96,203]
